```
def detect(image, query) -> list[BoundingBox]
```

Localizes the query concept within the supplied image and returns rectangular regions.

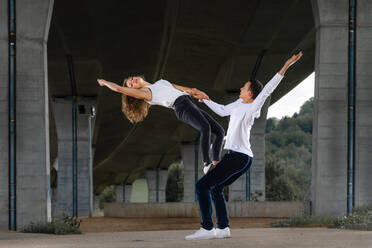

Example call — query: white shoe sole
[215,235,231,239]
[203,163,216,174]
[185,235,216,240]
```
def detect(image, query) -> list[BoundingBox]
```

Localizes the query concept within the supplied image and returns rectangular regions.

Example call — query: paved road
[1,228,371,248]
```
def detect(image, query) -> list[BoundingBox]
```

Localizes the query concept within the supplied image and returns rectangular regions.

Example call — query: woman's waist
[173,94,193,107]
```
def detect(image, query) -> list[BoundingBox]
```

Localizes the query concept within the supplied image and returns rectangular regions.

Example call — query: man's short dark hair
[249,79,263,99]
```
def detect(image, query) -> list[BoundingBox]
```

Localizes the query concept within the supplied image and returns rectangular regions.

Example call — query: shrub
[22,215,81,235]
[271,205,372,231]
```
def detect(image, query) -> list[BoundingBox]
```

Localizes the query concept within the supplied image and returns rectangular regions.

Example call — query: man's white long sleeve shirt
[202,73,284,157]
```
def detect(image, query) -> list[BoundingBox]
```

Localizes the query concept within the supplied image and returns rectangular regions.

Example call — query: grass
[271,215,336,228]
[22,215,82,235]
[271,205,372,230]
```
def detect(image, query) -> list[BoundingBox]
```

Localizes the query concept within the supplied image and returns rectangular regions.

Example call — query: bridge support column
[229,98,270,202]
[311,0,372,215]
[181,143,203,202]
[114,185,123,202]
[124,184,132,203]
[114,184,132,203]
[93,195,100,216]
[0,0,54,229]
[146,170,168,203]
[52,98,95,217]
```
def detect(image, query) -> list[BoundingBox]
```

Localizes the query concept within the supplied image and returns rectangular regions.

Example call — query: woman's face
[125,76,143,89]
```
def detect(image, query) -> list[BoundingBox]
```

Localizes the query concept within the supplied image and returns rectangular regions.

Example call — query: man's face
[239,81,253,99]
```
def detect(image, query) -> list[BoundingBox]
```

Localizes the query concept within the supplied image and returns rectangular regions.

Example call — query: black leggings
[174,95,225,164]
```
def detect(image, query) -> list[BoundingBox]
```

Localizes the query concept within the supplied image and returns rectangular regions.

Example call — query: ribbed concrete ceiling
[47,0,315,193]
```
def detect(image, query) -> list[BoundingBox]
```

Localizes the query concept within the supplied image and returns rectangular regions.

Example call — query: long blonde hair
[121,75,151,123]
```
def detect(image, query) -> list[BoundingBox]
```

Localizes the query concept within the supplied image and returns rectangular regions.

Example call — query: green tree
[265,97,313,201]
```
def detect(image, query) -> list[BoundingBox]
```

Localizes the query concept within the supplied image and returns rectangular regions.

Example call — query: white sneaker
[203,163,216,174]
[215,227,231,238]
[185,227,216,240]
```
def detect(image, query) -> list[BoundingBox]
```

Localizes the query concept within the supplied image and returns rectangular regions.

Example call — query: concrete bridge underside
[1,0,371,229]
[47,0,315,192]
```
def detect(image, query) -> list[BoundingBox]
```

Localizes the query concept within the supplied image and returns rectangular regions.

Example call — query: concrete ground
[1,228,371,248]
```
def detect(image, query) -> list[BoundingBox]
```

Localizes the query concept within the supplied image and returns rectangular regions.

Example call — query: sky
[267,72,315,119]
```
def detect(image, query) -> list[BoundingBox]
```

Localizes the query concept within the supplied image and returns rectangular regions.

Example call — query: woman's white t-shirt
[145,79,189,108]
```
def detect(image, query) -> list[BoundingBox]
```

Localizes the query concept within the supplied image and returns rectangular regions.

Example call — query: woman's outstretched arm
[171,83,210,100]
[97,79,152,101]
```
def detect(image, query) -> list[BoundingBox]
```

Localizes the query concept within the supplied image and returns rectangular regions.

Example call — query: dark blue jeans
[196,150,253,230]
[174,95,225,164]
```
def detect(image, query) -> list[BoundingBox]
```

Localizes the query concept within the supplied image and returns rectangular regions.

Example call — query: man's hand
[279,51,303,76]
[191,88,210,100]
[285,51,303,67]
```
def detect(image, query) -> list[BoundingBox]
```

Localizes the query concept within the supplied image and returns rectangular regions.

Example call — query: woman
[97,76,224,171]
[185,51,303,240]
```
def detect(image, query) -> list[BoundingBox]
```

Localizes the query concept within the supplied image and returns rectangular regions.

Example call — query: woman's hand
[191,88,210,100]
[97,79,121,92]
[97,79,107,86]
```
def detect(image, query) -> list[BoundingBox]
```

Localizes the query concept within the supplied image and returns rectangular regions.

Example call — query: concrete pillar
[229,98,270,202]
[114,184,132,203]
[355,0,372,208]
[114,185,123,202]
[93,195,101,216]
[52,97,95,217]
[146,170,168,203]
[124,184,132,203]
[181,143,204,202]
[311,0,372,215]
[0,0,54,229]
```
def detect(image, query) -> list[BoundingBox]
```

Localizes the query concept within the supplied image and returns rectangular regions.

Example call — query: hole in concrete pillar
[131,179,148,203]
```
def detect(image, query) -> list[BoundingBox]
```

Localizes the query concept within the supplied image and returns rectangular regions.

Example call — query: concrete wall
[311,0,372,215]
[104,201,308,218]
[0,0,54,229]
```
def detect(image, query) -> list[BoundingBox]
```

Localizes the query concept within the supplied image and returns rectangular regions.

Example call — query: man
[185,51,303,240]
